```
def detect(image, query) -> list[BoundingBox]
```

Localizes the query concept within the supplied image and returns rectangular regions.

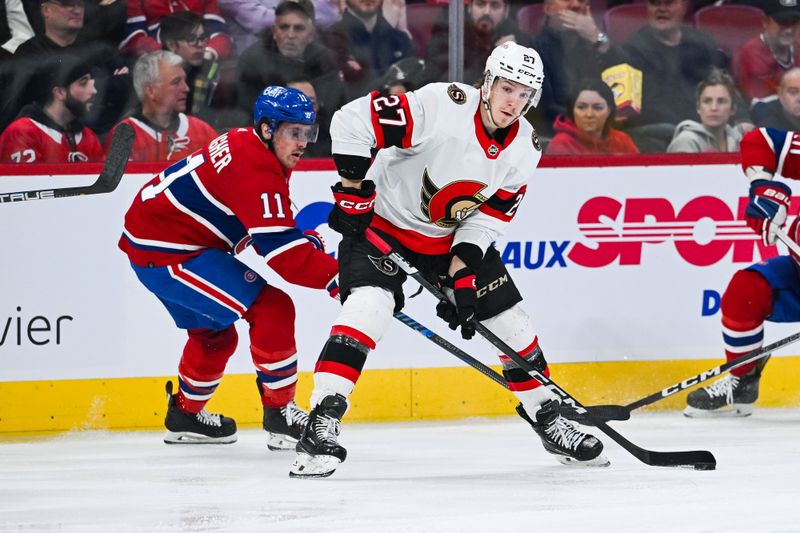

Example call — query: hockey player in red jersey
[119,86,339,447]
[289,42,608,479]
[0,56,104,164]
[106,51,218,162]
[686,127,800,417]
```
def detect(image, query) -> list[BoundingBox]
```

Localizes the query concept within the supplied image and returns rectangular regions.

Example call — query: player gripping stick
[289,42,609,479]
[119,86,339,448]
[686,127,800,417]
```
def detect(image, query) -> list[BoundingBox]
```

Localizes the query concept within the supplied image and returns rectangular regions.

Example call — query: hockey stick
[366,228,716,470]
[0,123,134,204]
[574,227,800,424]
[394,311,509,389]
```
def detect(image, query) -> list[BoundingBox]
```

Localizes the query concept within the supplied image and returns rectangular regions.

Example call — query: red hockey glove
[326,276,340,300]
[436,268,477,340]
[745,179,791,246]
[328,180,376,237]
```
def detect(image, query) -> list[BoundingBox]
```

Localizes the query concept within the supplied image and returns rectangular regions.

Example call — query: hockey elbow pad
[333,153,372,182]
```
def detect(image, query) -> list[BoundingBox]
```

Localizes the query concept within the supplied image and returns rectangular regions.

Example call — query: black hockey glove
[328,180,376,237]
[436,267,477,340]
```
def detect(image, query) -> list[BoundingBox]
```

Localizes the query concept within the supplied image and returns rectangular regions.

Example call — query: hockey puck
[694,462,716,471]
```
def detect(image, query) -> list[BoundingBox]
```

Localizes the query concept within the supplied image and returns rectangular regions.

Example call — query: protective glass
[276,123,319,143]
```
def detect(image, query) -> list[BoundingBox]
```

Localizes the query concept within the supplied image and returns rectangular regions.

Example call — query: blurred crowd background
[0,0,795,163]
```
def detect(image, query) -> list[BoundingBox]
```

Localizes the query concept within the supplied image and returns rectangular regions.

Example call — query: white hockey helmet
[481,42,545,118]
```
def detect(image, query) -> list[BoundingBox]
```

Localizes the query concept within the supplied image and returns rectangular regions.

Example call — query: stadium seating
[603,3,648,44]
[517,4,546,35]
[693,5,763,58]
[407,3,444,57]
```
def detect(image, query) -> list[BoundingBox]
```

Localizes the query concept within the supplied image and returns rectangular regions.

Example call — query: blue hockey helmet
[253,86,316,135]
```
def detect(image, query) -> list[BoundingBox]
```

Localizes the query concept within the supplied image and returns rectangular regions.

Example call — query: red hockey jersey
[107,113,218,162]
[121,0,233,58]
[741,127,800,180]
[0,116,104,164]
[119,127,337,290]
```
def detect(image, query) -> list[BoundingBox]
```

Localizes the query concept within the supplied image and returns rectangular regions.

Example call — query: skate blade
[289,452,341,479]
[555,453,611,467]
[683,404,754,418]
[266,432,298,451]
[163,431,237,444]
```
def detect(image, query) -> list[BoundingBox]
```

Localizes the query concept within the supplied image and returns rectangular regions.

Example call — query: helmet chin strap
[481,86,526,131]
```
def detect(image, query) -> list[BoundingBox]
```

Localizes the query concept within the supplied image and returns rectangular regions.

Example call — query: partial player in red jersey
[119,86,338,448]
[289,42,608,479]
[686,127,800,417]
[106,51,218,162]
[0,55,104,164]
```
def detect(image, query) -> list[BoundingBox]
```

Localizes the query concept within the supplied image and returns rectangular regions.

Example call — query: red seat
[603,4,648,44]
[693,5,763,58]
[517,4,546,35]
[407,4,445,57]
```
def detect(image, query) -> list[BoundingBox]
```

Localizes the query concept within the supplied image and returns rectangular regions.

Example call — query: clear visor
[275,123,319,143]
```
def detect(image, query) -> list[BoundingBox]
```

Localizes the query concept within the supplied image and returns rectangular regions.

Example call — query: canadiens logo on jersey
[419,168,488,228]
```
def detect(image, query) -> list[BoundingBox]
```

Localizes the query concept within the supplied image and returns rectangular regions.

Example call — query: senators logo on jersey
[419,169,488,228]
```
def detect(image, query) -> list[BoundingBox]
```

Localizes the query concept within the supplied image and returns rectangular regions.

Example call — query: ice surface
[1,410,799,532]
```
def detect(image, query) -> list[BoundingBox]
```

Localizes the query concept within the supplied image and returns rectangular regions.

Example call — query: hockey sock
[310,326,373,408]
[721,269,773,377]
[245,286,299,408]
[499,337,554,409]
[176,325,238,413]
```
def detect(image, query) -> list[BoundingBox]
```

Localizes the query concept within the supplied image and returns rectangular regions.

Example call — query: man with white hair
[290,41,608,479]
[106,50,217,161]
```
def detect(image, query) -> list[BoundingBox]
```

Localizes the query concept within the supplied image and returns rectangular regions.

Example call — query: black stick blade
[646,449,717,471]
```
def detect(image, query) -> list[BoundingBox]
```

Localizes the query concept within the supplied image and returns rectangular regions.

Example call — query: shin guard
[721,269,773,376]
[177,325,239,413]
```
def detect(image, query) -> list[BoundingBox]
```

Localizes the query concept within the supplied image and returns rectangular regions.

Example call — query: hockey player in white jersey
[290,42,608,478]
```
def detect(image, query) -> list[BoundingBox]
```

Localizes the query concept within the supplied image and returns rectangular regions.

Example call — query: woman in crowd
[667,69,743,153]
[546,78,639,155]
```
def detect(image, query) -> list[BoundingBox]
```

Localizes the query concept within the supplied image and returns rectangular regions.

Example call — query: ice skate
[517,400,609,467]
[163,381,237,444]
[263,401,309,451]
[684,370,761,418]
[289,394,348,479]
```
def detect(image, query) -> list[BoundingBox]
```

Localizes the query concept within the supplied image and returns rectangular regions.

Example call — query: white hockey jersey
[330,82,542,255]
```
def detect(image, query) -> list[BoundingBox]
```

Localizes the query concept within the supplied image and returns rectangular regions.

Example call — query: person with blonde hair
[667,69,743,153]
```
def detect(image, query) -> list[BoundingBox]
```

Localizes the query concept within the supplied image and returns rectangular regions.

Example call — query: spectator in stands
[219,0,341,53]
[160,12,219,120]
[324,0,413,99]
[108,50,217,161]
[0,55,104,163]
[25,0,127,47]
[377,56,425,95]
[426,0,525,85]
[1,0,34,55]
[733,0,800,102]
[121,0,233,61]
[527,0,609,137]
[667,68,742,153]
[546,78,639,155]
[14,0,133,135]
[236,0,344,128]
[600,0,729,152]
[751,67,800,131]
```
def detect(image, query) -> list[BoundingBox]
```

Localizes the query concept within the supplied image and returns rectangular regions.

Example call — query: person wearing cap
[0,54,104,163]
[106,50,217,161]
[13,0,133,135]
[236,0,344,136]
[733,0,800,102]
[219,0,340,53]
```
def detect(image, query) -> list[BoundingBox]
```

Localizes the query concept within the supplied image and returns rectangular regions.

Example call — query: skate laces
[545,416,586,451]
[196,409,222,427]
[313,414,341,443]
[705,375,740,405]
[282,401,309,429]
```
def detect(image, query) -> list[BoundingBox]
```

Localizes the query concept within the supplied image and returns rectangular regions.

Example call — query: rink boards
[1,155,800,433]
